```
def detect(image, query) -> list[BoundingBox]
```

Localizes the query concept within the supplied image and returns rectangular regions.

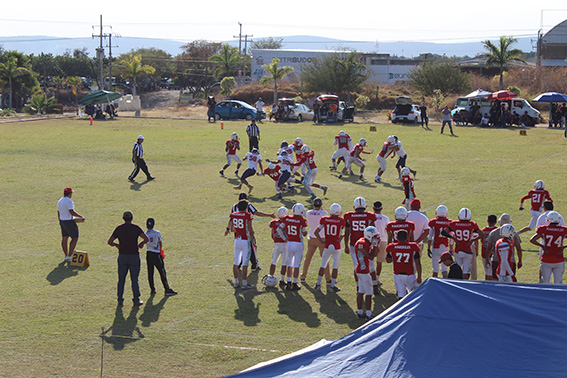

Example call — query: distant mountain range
[0,34,537,58]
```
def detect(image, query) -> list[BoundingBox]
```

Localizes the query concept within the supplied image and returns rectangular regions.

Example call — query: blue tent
[224,278,567,378]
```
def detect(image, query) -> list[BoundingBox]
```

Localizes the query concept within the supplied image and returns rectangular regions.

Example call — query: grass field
[1,117,566,377]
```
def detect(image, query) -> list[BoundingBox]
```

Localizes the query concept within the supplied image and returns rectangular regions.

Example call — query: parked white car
[392,96,421,124]
[288,104,314,122]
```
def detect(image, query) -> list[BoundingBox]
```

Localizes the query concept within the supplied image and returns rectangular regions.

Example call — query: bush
[23,94,58,115]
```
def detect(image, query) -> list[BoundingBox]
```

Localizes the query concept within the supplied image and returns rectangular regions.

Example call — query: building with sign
[537,19,567,67]
[251,49,421,85]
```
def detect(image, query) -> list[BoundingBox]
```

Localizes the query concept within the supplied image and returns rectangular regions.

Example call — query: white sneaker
[65,255,72,261]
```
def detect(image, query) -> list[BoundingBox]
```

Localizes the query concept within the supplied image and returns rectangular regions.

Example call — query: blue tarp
[224,278,567,378]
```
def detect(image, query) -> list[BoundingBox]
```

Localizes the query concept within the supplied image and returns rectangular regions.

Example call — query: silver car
[287,104,314,122]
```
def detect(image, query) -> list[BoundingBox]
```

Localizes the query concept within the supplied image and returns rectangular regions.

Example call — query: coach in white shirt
[57,187,84,261]
[372,201,390,285]
[406,199,430,246]
[301,198,330,283]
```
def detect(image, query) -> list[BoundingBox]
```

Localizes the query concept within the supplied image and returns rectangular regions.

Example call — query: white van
[455,96,540,124]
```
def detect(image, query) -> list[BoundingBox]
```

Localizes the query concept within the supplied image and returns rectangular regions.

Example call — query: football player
[225,200,255,289]
[518,180,553,234]
[386,206,416,244]
[375,135,396,183]
[493,224,517,283]
[355,226,380,320]
[530,211,567,284]
[480,215,498,280]
[442,208,483,280]
[234,148,263,194]
[263,162,298,199]
[372,201,390,286]
[330,130,353,171]
[386,230,422,299]
[278,203,308,290]
[339,138,372,180]
[401,167,416,211]
[269,207,290,288]
[220,132,242,177]
[427,205,452,278]
[293,145,328,200]
[391,136,417,179]
[314,203,346,292]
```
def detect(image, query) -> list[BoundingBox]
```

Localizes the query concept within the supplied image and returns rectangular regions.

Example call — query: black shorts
[396,155,407,169]
[277,170,291,187]
[60,220,79,238]
[241,168,256,181]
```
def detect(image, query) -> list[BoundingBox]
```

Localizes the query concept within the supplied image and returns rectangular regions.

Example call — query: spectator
[441,105,454,135]
[207,96,216,122]
[440,251,463,279]
[419,101,429,129]
[481,113,490,126]
[254,97,265,121]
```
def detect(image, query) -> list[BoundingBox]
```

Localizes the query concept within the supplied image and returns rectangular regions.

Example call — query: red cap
[438,251,452,263]
[64,187,74,194]
[410,198,421,208]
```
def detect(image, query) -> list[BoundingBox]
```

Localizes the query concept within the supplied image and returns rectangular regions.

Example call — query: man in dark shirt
[440,251,463,279]
[108,211,149,306]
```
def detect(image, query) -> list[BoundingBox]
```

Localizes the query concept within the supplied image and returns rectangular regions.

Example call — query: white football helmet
[547,211,561,224]
[394,206,408,221]
[339,130,346,136]
[268,163,276,170]
[301,145,310,154]
[387,135,396,144]
[534,180,545,190]
[294,137,303,146]
[292,203,306,217]
[364,226,380,242]
[359,138,367,146]
[329,203,342,216]
[353,197,367,210]
[230,132,239,140]
[458,208,472,221]
[251,148,259,155]
[400,167,410,176]
[277,206,289,218]
[262,274,278,288]
[500,224,516,239]
[435,205,449,218]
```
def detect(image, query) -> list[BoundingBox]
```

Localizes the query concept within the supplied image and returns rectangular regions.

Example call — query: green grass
[1,118,566,377]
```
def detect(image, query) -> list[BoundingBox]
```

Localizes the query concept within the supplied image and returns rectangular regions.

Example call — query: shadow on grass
[273,288,321,328]
[129,179,152,191]
[306,285,360,330]
[335,174,376,188]
[139,295,169,327]
[373,287,399,315]
[377,181,404,191]
[46,262,88,285]
[101,305,144,350]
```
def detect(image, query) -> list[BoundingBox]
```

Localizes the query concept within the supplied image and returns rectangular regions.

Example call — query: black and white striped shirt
[246,123,260,137]
[231,202,257,214]
[133,142,144,158]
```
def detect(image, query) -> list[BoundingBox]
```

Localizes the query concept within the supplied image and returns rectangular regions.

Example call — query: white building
[251,49,420,85]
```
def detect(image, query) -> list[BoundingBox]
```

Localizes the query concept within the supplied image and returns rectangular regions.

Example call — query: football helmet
[458,208,472,221]
[294,137,303,146]
[435,205,449,218]
[230,132,239,140]
[329,203,342,216]
[339,130,346,136]
[500,224,516,239]
[301,145,310,154]
[364,226,379,242]
[262,274,278,287]
[393,135,399,142]
[292,203,306,217]
[281,141,289,148]
[387,135,396,144]
[359,138,367,146]
[400,167,410,176]
[280,150,288,157]
[394,206,408,221]
[353,197,367,210]
[547,211,561,224]
[268,163,276,170]
[534,180,545,190]
[251,148,259,155]
[277,206,289,218]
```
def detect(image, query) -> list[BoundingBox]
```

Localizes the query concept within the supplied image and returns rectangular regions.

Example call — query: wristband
[226,227,230,231]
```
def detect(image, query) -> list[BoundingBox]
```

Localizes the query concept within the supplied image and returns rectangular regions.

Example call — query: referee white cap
[137,135,144,140]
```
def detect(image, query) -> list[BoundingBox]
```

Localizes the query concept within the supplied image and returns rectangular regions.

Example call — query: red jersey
[294,151,317,170]
[344,211,378,246]
[349,143,364,158]
[270,219,286,243]
[536,224,567,263]
[521,189,552,211]
[402,176,415,200]
[264,165,282,182]
[281,215,307,243]
[335,134,351,149]
[386,242,421,275]
[226,139,239,155]
[386,220,416,242]
[230,211,253,240]
[428,217,452,248]
[292,142,303,160]
[319,216,346,248]
[354,238,373,274]
[448,220,480,254]
[495,238,515,276]
[378,142,394,158]
[481,226,498,258]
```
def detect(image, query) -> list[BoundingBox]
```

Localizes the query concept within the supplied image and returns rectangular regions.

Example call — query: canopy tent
[78,90,122,105]
[533,92,567,126]
[464,88,491,98]
[224,278,567,378]
[487,90,517,102]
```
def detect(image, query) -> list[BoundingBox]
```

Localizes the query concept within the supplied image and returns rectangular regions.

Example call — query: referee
[230,192,275,270]
[246,119,260,152]
[128,135,155,182]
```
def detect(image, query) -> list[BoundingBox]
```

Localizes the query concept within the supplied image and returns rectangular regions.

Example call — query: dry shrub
[231,82,301,104]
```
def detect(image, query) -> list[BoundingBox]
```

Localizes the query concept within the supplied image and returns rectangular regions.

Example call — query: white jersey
[246,152,262,170]
[57,197,74,220]
[537,211,566,228]
[277,155,293,172]
[145,229,162,252]
[278,146,294,159]
[407,210,430,242]
[306,209,328,238]
[396,141,406,158]
[374,213,390,242]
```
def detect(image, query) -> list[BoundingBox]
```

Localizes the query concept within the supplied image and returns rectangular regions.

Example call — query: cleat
[359,175,364,180]
[289,186,295,193]
[253,265,262,271]
[322,186,328,195]
[366,313,375,320]
[219,170,224,176]
[349,170,354,175]
[310,193,316,200]
[314,283,321,291]
[133,299,143,306]
[147,177,155,181]
[374,177,381,183]
[248,185,254,194]
[376,280,383,286]
[300,278,306,284]
[326,280,332,286]
[357,312,365,319]
[233,185,242,190]
[285,282,293,291]
[279,280,287,289]
[277,193,282,199]
[329,286,341,293]
[165,289,178,296]
[233,281,240,288]
[235,170,239,176]
[241,283,255,290]
[338,174,343,179]
[413,170,417,178]
[292,283,301,291]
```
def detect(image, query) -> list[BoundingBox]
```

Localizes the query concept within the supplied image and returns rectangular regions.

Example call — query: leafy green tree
[482,36,525,90]
[260,58,294,104]
[65,76,83,112]
[251,37,284,50]
[209,44,239,79]
[30,53,62,93]
[119,54,156,96]
[408,63,470,96]
[175,40,220,95]
[355,95,370,110]
[220,76,236,98]
[23,93,57,114]
[0,52,36,110]
[54,48,97,78]
[118,48,173,81]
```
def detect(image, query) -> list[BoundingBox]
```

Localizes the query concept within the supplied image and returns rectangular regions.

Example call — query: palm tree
[260,58,294,104]
[209,44,239,79]
[65,76,83,113]
[482,36,525,90]
[0,57,30,110]
[119,54,155,96]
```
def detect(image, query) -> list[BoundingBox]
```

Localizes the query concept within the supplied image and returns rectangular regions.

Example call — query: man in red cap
[57,187,84,261]
[440,251,463,279]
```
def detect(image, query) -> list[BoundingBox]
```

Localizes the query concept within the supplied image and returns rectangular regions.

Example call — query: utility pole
[106,32,119,90]
[234,23,243,55]
[92,15,114,90]
[233,23,252,85]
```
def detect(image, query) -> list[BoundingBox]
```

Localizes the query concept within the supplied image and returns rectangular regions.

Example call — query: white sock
[287,277,292,283]
[234,279,239,285]
[366,310,372,317]
[357,309,363,315]
[293,277,298,283]
[280,274,285,281]
[242,279,247,286]
[331,278,337,287]
[372,280,377,285]
[316,275,323,285]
